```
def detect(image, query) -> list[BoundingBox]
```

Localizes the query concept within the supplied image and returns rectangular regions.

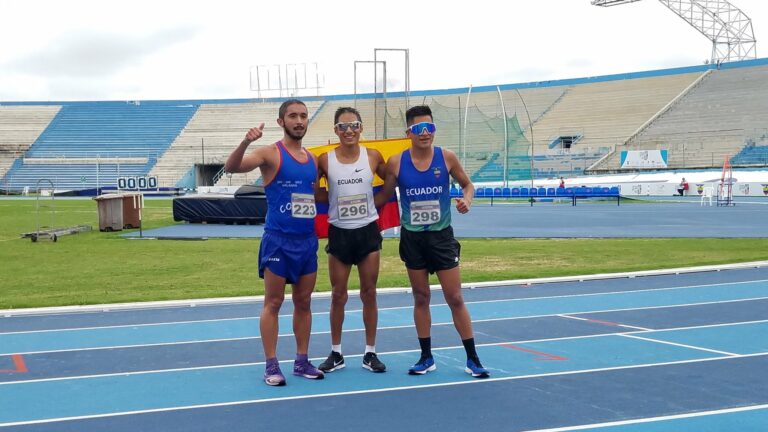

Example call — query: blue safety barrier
[458,185,621,206]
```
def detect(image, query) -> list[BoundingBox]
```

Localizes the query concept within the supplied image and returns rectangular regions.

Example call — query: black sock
[418,337,432,359]
[462,337,480,363]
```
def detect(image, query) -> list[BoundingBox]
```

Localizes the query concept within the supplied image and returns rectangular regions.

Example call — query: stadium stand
[2,58,768,193]
[0,105,61,181]
[302,97,384,147]
[2,102,197,191]
[591,63,768,172]
[200,100,324,188]
[533,72,703,176]
[153,101,284,188]
[732,143,768,166]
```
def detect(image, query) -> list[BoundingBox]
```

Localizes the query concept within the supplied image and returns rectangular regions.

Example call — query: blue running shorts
[259,230,319,284]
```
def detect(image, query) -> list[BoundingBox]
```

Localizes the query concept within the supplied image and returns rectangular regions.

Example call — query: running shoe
[362,352,386,373]
[264,359,286,386]
[465,358,490,378]
[408,356,436,375]
[293,357,325,380]
[318,351,345,373]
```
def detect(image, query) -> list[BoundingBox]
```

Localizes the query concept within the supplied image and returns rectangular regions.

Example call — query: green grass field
[2,197,767,309]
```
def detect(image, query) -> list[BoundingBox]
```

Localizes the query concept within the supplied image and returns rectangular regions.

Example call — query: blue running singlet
[264,141,317,236]
[398,147,451,232]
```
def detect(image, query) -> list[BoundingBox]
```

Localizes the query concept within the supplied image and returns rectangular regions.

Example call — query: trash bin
[93,194,124,231]
[120,193,143,229]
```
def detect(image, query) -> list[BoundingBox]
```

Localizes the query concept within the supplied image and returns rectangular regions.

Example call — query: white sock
[365,345,376,354]
[332,344,342,354]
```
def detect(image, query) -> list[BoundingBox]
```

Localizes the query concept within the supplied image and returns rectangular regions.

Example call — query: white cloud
[0,0,765,101]
[8,28,198,78]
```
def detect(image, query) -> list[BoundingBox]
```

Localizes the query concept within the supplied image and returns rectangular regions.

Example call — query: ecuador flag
[309,138,409,238]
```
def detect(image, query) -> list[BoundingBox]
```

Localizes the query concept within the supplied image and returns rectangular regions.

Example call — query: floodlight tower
[591,0,757,64]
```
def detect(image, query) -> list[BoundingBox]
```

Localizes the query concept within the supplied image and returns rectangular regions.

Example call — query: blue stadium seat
[510,187,520,197]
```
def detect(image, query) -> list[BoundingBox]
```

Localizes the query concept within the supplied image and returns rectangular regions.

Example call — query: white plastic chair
[701,186,714,206]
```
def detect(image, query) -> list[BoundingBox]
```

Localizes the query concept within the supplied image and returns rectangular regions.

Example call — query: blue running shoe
[465,358,490,378]
[408,356,436,375]
[293,356,325,380]
[264,358,286,386]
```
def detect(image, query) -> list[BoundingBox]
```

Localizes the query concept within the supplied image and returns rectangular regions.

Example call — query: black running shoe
[362,352,386,373]
[318,351,345,373]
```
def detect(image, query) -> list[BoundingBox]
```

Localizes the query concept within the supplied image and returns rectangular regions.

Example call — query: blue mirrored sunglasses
[335,121,362,132]
[407,122,436,135]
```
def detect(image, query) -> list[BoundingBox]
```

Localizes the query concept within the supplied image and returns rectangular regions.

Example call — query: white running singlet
[327,147,378,229]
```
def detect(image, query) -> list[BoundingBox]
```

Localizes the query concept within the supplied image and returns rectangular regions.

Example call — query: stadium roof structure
[591,0,757,64]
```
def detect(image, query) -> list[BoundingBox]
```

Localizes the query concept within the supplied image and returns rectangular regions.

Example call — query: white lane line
[3,278,767,334]
[468,297,768,325]
[558,314,653,331]
[520,403,768,431]
[3,320,766,385]
[4,302,768,356]
[620,334,739,356]
[1,353,766,428]
[4,260,766,317]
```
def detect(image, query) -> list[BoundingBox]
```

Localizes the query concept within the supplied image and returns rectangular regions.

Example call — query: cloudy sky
[1,0,766,101]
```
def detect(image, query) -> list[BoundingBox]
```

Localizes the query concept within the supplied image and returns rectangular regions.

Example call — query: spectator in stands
[559,177,565,188]
[374,104,489,379]
[315,107,388,374]
[678,177,689,196]
[224,99,324,386]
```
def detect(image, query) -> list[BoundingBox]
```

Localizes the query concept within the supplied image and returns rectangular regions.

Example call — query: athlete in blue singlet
[375,104,490,378]
[398,146,452,232]
[260,140,318,281]
[225,99,324,386]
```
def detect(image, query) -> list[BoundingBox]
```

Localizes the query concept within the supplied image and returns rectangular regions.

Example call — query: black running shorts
[325,221,383,265]
[399,226,461,274]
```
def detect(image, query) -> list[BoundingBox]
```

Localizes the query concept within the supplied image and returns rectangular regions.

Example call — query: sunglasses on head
[335,121,362,132]
[407,122,436,135]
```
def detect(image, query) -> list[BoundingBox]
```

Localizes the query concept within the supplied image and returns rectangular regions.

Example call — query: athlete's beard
[284,125,306,141]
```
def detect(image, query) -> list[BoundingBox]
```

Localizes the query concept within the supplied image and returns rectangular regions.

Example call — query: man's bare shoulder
[387,152,403,165]
[441,147,459,159]
[250,142,280,167]
[385,152,403,175]
[317,151,329,170]
[258,142,280,155]
[366,147,385,161]
[441,148,462,168]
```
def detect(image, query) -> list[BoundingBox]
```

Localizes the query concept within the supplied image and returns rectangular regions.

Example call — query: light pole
[353,60,386,139]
